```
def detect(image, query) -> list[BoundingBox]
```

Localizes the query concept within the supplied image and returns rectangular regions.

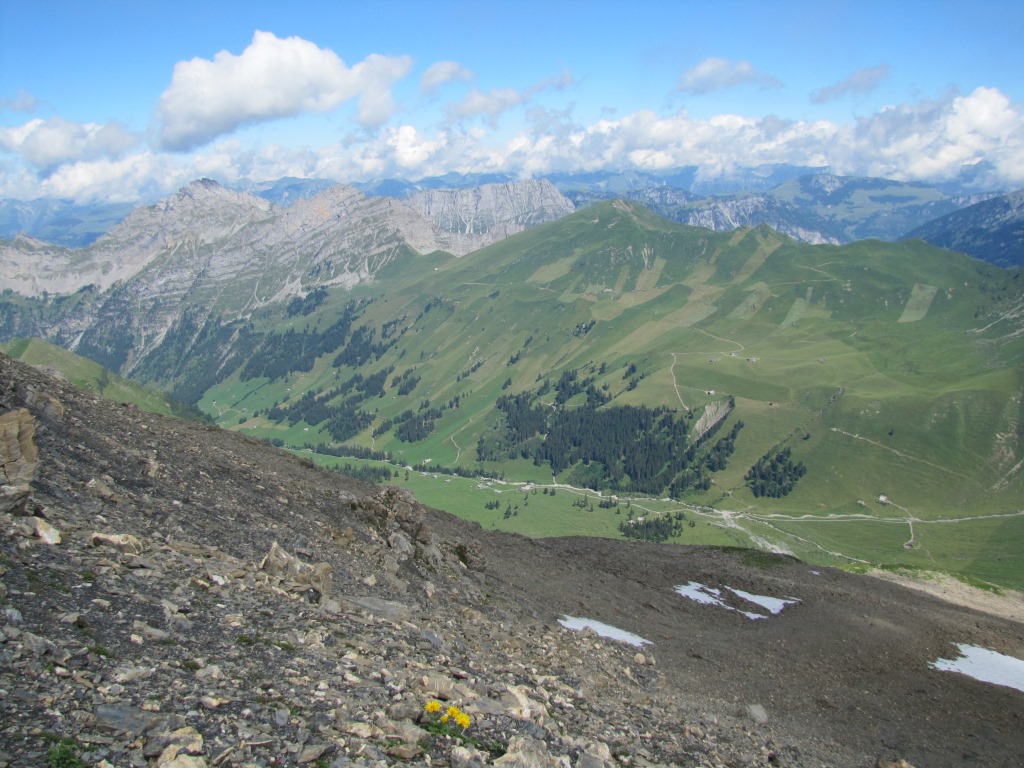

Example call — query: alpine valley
[2,176,1023,591]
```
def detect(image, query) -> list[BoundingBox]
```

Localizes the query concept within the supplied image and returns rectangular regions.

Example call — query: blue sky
[2,0,1023,202]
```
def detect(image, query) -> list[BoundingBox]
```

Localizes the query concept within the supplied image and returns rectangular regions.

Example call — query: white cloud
[154,31,412,151]
[0,117,140,173]
[455,87,525,121]
[450,69,574,123]
[855,87,1024,183]
[677,58,782,95]
[3,83,1023,204]
[420,61,473,95]
[35,152,193,204]
[811,65,889,104]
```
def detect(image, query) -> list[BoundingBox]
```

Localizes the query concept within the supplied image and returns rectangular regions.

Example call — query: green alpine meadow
[22,199,1011,587]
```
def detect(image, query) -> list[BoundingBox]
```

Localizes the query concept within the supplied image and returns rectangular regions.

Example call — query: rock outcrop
[0,407,38,514]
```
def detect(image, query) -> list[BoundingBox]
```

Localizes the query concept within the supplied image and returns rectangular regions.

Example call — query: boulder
[24,384,64,422]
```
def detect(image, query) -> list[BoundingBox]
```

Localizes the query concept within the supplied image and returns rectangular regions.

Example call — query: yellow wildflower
[446,704,461,719]
[454,711,471,730]
[424,700,441,714]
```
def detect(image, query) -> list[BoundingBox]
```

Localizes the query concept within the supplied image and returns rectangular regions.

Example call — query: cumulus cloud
[420,61,473,95]
[810,65,890,104]
[0,117,140,173]
[677,58,782,95]
[413,86,1022,187]
[855,86,1024,182]
[154,31,412,151]
[451,69,574,123]
[33,152,193,203]
[4,82,1023,204]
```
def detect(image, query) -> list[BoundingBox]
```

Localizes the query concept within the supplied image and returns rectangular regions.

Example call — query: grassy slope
[196,202,1024,588]
[2,338,178,417]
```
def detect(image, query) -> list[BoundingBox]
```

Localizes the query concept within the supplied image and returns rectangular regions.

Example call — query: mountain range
[626,174,997,246]
[5,167,1021,264]
[2,179,1022,589]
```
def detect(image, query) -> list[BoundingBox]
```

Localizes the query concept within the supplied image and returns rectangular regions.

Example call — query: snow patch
[930,644,1024,692]
[725,587,800,615]
[558,616,652,647]
[674,581,799,620]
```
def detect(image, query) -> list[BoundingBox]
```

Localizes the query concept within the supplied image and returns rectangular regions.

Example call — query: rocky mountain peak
[9,232,51,250]
[155,178,272,214]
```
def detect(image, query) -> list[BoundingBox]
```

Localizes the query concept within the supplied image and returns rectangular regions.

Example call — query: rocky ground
[1,353,1022,768]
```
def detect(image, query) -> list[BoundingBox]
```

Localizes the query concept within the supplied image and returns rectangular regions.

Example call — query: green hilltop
[23,200,1024,587]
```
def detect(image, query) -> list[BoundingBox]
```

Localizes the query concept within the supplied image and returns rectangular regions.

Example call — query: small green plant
[86,643,112,658]
[274,641,296,652]
[47,739,88,768]
[182,659,202,671]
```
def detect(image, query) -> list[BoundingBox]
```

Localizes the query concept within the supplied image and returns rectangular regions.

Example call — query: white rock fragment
[34,517,61,545]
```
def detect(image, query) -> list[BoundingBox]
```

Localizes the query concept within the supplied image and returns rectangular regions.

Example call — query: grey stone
[345,596,412,622]
[94,704,181,736]
[493,735,567,767]
[747,703,769,724]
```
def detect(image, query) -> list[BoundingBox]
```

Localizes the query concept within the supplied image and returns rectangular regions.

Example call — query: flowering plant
[423,699,472,739]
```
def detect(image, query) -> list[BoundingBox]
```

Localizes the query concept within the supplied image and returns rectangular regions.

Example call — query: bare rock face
[0,180,274,297]
[0,408,37,514]
[680,196,842,245]
[408,180,575,255]
[0,408,37,485]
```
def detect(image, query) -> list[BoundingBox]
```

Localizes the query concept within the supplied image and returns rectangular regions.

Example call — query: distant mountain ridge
[2,165,1007,256]
[568,174,996,246]
[0,197,135,247]
[903,189,1024,267]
